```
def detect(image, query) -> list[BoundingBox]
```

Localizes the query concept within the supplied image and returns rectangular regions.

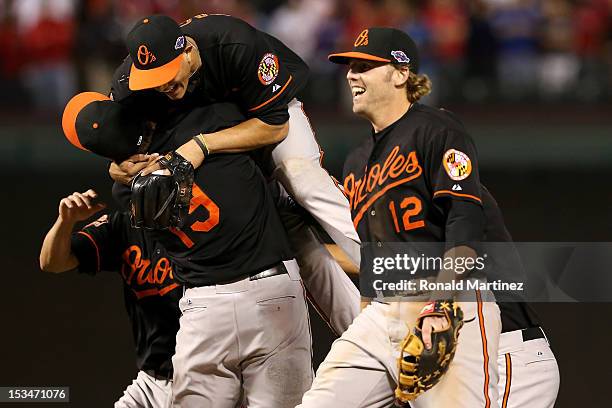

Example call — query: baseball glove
[395,300,464,405]
[130,151,194,229]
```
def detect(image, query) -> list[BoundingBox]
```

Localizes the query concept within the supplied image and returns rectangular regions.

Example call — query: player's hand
[141,138,204,176]
[58,189,106,225]
[421,316,450,350]
[110,153,160,184]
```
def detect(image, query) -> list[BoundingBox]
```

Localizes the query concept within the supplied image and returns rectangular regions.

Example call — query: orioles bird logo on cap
[137,45,157,66]
[354,29,369,47]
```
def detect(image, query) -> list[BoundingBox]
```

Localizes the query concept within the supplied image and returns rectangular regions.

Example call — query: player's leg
[411,292,502,408]
[497,329,560,408]
[239,260,314,408]
[297,301,401,408]
[270,98,361,266]
[114,371,171,408]
[171,288,242,408]
[277,198,360,334]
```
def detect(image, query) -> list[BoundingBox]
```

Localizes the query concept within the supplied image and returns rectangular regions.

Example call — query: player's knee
[275,158,324,202]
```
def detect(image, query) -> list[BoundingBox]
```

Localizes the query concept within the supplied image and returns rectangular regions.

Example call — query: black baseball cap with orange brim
[62,92,143,162]
[126,15,187,91]
[329,27,420,73]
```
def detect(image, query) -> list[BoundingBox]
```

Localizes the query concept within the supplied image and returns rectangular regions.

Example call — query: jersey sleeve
[427,128,482,206]
[223,38,294,125]
[70,212,126,275]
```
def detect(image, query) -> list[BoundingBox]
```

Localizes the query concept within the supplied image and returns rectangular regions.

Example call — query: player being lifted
[108,13,360,335]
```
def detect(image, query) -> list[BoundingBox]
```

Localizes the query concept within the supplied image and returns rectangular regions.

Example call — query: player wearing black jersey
[40,190,180,407]
[107,14,360,334]
[482,189,560,408]
[297,28,502,408]
[61,94,313,408]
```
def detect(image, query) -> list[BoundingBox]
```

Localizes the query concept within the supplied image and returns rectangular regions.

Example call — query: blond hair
[406,71,432,102]
[393,64,432,102]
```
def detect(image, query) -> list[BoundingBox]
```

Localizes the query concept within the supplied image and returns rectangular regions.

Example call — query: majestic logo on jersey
[391,50,410,64]
[121,245,179,299]
[354,29,369,47]
[137,45,157,66]
[258,53,279,85]
[344,146,422,227]
[443,149,472,181]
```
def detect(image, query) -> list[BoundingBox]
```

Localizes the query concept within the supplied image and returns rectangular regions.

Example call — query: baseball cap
[126,15,186,91]
[62,92,143,162]
[329,27,419,73]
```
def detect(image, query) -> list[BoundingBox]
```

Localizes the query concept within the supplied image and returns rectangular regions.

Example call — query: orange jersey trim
[476,289,492,408]
[352,167,423,228]
[77,231,100,273]
[502,353,512,408]
[248,75,293,112]
[433,190,482,204]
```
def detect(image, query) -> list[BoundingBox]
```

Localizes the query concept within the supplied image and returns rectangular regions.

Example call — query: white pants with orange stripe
[266,98,361,334]
[271,98,361,267]
[296,291,502,408]
[497,329,560,408]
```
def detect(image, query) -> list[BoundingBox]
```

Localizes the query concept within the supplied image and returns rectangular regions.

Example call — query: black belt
[522,326,545,342]
[249,262,288,281]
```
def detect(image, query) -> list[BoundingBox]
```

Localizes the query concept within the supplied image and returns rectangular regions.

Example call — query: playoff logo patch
[443,149,472,181]
[258,53,279,85]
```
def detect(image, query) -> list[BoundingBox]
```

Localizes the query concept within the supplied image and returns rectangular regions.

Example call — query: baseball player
[482,188,560,408]
[62,93,314,408]
[106,14,362,335]
[40,190,180,408]
[294,28,503,408]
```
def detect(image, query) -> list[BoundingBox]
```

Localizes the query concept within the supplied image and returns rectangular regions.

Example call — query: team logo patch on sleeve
[443,149,472,181]
[257,53,279,85]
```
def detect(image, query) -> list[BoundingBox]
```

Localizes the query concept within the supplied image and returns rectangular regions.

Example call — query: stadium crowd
[0,0,610,113]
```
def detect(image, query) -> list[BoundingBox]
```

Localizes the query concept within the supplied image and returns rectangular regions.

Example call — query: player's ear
[393,65,410,88]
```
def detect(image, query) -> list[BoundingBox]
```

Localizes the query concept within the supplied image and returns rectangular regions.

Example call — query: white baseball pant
[296,290,502,408]
[171,260,313,408]
[497,328,560,408]
[114,370,171,408]
[272,99,361,267]
[275,188,360,335]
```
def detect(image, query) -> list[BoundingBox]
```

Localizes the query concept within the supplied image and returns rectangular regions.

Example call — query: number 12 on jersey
[388,197,425,233]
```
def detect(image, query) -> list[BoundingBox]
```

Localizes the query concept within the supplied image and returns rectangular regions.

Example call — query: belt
[522,326,545,342]
[250,262,288,280]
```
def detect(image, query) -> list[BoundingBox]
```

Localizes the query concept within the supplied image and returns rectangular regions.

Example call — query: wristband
[192,134,210,158]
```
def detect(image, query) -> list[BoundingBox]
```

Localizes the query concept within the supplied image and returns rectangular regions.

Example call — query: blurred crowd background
[1,0,611,114]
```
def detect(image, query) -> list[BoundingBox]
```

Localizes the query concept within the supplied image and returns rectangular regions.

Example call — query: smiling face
[154,53,192,100]
[346,60,398,117]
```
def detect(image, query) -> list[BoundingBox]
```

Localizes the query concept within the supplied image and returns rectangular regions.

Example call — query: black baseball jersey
[71,212,181,377]
[113,103,293,287]
[481,186,541,333]
[111,14,309,125]
[343,103,483,247]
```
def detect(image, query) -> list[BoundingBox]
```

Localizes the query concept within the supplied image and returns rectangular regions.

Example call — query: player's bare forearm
[40,190,106,273]
[203,118,288,154]
[430,245,478,301]
[325,244,359,277]
[40,218,79,273]
[178,118,288,167]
